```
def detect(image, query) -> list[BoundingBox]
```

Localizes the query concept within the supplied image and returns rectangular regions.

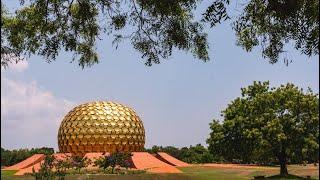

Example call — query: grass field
[1,170,18,177]
[1,164,319,180]
[179,164,319,180]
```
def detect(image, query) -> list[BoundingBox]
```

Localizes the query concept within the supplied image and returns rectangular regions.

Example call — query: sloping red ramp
[14,153,73,175]
[15,160,43,175]
[156,152,190,167]
[3,154,45,170]
[131,152,181,173]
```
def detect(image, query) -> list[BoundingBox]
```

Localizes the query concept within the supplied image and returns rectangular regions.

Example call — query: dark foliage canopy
[1,0,209,68]
[1,0,318,68]
[233,0,319,64]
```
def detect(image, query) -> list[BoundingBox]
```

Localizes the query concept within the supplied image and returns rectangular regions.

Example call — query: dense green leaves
[1,147,54,167]
[69,155,91,173]
[31,155,56,180]
[233,0,319,64]
[1,1,318,67]
[146,144,215,163]
[1,0,208,67]
[201,0,230,27]
[94,152,132,174]
[207,81,319,175]
[1,0,99,68]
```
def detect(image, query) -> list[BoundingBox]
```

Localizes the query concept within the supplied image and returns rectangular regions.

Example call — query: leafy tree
[54,159,70,180]
[178,144,214,163]
[207,81,319,176]
[1,1,317,68]
[1,0,208,68]
[95,152,132,174]
[31,155,69,180]
[31,155,56,180]
[69,155,90,173]
[233,0,319,64]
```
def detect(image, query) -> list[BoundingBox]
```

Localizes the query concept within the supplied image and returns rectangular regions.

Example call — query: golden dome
[58,101,145,155]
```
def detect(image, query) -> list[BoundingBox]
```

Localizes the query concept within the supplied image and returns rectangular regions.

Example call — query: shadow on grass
[255,174,312,180]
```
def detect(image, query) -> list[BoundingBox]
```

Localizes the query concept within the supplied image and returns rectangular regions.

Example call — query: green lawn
[178,165,319,180]
[1,170,18,176]
[1,164,318,180]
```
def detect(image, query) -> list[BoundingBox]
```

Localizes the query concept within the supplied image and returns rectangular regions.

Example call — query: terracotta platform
[3,154,45,171]
[156,152,190,167]
[131,152,181,173]
[4,152,184,175]
[14,161,43,175]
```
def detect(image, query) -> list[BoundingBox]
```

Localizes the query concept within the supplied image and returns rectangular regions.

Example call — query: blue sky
[1,1,319,151]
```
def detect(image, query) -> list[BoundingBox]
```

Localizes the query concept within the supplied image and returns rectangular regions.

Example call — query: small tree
[31,155,72,180]
[69,155,90,174]
[32,155,55,180]
[207,81,319,176]
[95,152,132,174]
[54,159,70,180]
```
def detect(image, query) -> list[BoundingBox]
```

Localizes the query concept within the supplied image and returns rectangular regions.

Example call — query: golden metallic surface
[58,101,145,155]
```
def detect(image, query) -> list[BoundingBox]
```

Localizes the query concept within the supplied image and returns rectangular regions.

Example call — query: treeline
[1,147,54,167]
[145,144,215,164]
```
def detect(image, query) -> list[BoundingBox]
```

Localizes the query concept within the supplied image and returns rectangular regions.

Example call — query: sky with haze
[1,0,319,151]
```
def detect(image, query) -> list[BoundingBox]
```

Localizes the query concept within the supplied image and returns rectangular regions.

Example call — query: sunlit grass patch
[1,170,18,176]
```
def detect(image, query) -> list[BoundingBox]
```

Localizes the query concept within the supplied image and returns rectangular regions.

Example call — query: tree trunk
[278,153,289,176]
[280,160,288,176]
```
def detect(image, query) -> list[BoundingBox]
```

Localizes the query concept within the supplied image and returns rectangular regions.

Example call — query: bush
[69,155,91,173]
[31,155,56,180]
[31,155,71,180]
[95,152,133,174]
[145,144,217,164]
[55,159,70,179]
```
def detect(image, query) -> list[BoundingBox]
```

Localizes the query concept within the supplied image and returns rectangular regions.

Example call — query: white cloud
[8,60,29,72]
[9,60,29,72]
[1,77,75,150]
[1,54,28,73]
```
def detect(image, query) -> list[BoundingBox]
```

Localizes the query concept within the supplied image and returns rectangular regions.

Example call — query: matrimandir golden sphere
[58,101,145,155]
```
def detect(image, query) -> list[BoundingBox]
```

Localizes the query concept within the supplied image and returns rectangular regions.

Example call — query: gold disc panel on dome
[58,101,145,155]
